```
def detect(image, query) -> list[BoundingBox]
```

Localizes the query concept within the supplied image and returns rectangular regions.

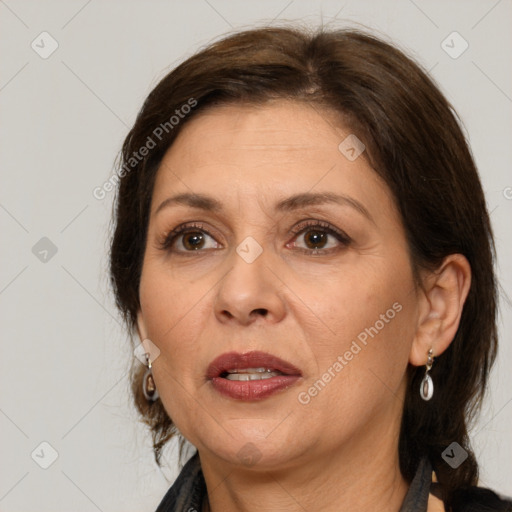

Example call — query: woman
[109,26,512,511]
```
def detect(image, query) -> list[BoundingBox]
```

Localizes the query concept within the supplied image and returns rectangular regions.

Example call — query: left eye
[287,223,351,253]
[298,229,333,249]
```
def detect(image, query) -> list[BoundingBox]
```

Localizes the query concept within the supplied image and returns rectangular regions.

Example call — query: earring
[143,353,159,402]
[419,349,434,401]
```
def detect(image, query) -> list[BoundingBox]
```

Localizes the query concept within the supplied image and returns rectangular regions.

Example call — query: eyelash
[158,220,352,255]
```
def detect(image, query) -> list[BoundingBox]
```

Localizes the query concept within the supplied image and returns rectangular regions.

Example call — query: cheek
[138,263,212,386]
[139,259,205,338]
[292,258,416,411]
[139,266,212,434]
[288,256,414,354]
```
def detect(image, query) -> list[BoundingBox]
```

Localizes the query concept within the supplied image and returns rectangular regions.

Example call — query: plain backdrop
[1,1,511,510]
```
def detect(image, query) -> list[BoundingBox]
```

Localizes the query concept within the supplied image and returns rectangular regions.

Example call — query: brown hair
[109,26,498,506]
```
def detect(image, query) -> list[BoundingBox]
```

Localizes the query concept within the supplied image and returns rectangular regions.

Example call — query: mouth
[206,351,302,401]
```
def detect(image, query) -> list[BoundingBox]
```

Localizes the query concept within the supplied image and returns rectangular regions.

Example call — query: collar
[155,453,432,512]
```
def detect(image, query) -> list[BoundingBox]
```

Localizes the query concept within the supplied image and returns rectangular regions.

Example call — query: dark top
[155,452,512,512]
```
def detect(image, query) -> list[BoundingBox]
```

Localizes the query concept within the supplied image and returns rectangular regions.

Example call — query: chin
[192,418,312,471]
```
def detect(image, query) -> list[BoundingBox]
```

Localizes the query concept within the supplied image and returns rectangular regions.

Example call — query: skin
[137,100,471,511]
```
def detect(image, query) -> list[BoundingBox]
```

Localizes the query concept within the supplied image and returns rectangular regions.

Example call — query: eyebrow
[155,191,373,222]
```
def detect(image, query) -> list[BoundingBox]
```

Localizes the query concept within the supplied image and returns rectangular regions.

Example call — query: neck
[199,409,409,511]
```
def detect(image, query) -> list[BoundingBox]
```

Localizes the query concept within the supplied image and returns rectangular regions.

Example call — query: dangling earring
[420,348,434,401]
[143,353,159,402]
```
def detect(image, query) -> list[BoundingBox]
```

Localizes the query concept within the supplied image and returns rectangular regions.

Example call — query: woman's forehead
[149,102,400,233]
[154,101,379,194]
[169,101,351,154]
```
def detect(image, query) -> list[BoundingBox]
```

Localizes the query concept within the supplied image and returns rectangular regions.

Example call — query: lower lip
[210,375,301,401]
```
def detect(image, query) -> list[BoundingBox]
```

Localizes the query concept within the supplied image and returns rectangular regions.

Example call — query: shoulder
[431,483,512,512]
[154,452,206,512]
[451,486,512,512]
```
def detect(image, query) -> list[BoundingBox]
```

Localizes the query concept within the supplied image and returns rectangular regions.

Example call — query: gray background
[1,0,511,510]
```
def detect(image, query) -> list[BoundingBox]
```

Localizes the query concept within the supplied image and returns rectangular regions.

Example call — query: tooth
[225,371,282,381]
[226,367,270,374]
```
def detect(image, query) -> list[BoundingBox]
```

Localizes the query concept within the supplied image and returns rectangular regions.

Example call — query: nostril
[252,308,268,316]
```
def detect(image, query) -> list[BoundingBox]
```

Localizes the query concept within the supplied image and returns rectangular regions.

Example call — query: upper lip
[206,351,302,379]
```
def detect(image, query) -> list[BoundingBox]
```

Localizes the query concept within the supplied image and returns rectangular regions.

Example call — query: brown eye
[287,220,351,254]
[159,223,222,253]
[304,230,328,249]
[182,232,205,250]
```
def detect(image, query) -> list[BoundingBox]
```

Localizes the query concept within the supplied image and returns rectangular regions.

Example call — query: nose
[214,249,286,326]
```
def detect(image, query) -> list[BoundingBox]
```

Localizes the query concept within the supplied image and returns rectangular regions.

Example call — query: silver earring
[420,349,434,401]
[143,353,159,402]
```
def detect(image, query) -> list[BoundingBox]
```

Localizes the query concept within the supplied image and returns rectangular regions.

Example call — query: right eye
[158,222,222,254]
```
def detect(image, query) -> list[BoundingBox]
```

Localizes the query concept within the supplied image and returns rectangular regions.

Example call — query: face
[138,100,421,470]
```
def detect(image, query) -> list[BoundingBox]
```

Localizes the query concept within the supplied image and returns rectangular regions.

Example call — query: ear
[136,310,148,342]
[409,254,471,366]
